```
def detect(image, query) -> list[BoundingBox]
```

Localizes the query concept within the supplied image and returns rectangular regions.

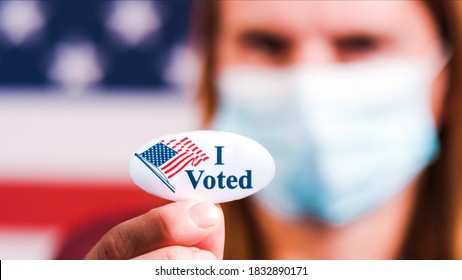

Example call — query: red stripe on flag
[171,142,182,149]
[168,158,194,178]
[161,152,188,170]
[166,139,177,145]
[157,137,210,179]
[163,154,193,176]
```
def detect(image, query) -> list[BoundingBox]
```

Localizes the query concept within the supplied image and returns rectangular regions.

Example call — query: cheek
[430,67,449,127]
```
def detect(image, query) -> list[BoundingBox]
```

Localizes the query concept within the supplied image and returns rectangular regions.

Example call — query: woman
[86,1,462,259]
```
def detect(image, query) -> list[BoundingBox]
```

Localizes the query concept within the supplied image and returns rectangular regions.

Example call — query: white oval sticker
[128,130,275,203]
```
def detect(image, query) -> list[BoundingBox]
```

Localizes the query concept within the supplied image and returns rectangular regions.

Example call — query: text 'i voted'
[128,130,275,203]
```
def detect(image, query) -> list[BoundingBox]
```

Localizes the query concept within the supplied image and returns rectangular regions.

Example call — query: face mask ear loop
[424,42,453,76]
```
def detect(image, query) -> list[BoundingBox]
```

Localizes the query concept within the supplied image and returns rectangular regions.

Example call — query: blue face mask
[213,56,443,225]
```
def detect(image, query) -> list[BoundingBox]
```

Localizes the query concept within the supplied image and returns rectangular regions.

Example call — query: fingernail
[189,201,220,229]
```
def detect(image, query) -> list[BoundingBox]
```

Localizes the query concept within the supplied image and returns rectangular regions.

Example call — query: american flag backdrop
[0,0,200,259]
[0,0,194,91]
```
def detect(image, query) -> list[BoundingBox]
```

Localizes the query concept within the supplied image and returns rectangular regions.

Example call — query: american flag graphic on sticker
[134,137,209,193]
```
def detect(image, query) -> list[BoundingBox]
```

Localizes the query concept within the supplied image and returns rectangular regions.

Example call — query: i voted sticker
[128,130,275,203]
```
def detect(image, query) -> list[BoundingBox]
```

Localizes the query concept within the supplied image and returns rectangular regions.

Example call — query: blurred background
[0,0,199,259]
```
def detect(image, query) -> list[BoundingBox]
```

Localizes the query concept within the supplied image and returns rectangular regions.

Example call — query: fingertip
[189,201,221,229]
[193,248,218,260]
[133,246,218,260]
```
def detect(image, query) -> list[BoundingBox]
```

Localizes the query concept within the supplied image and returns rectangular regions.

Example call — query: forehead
[219,1,437,41]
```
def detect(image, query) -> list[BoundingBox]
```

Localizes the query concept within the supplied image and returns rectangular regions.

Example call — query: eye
[239,30,290,58]
[334,34,382,60]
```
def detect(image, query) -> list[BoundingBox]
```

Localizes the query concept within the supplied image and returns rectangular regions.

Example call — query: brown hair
[191,1,462,259]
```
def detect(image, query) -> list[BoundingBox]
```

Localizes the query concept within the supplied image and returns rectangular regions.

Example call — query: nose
[292,38,336,66]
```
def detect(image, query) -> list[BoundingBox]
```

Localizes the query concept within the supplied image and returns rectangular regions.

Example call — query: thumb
[85,200,225,259]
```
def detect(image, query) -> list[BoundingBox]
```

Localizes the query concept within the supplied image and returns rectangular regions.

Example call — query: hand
[85,200,224,260]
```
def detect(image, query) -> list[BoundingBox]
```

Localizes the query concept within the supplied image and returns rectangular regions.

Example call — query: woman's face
[215,1,448,121]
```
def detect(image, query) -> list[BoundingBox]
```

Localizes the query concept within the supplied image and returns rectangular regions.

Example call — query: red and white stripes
[160,137,209,178]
